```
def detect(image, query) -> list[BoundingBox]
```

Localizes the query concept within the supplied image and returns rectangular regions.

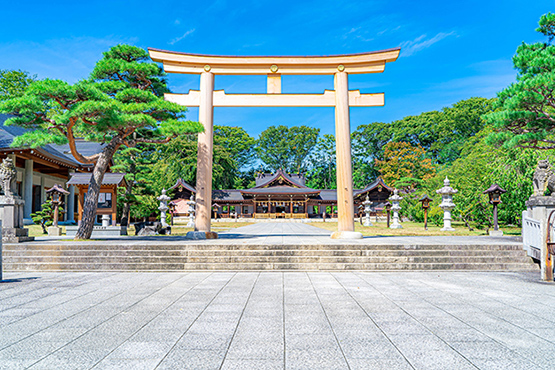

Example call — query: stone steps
[3,243,526,251]
[1,249,527,257]
[2,242,538,271]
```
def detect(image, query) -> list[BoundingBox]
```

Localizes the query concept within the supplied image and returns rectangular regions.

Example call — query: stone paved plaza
[0,270,553,369]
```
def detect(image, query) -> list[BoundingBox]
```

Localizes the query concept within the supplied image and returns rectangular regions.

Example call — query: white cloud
[168,29,195,45]
[400,31,456,57]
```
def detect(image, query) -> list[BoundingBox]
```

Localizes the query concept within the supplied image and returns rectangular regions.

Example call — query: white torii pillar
[331,71,361,239]
[193,71,217,238]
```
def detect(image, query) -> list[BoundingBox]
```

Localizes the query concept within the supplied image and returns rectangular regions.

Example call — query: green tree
[306,134,336,189]
[485,13,555,150]
[375,141,435,188]
[31,199,53,234]
[256,125,319,173]
[112,144,154,225]
[0,45,203,239]
[214,126,256,170]
[0,70,36,101]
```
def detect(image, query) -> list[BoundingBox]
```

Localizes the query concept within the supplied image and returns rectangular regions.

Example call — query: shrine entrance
[148,48,400,239]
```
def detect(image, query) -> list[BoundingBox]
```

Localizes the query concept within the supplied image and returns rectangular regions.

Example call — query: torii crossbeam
[149,47,400,239]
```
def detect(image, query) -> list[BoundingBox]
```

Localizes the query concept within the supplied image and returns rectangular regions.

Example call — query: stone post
[101,214,110,227]
[23,159,33,220]
[67,185,75,222]
[331,71,362,239]
[187,195,196,228]
[437,177,458,231]
[389,189,403,229]
[0,158,33,242]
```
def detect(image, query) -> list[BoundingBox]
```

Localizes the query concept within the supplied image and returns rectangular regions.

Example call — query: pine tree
[31,199,54,234]
[485,13,555,149]
[0,44,203,239]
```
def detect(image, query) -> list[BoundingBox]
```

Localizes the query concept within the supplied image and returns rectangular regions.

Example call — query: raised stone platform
[2,223,538,272]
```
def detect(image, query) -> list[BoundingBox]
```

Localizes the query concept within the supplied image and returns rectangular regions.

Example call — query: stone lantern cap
[157,188,171,201]
[389,189,403,201]
[46,184,70,195]
[436,177,458,195]
[483,183,507,195]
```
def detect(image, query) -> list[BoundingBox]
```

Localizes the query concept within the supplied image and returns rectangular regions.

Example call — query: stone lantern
[157,189,171,228]
[362,194,372,226]
[436,177,458,231]
[419,194,433,230]
[389,189,403,229]
[168,201,176,226]
[384,201,392,228]
[186,194,196,228]
[483,183,507,236]
[45,184,70,236]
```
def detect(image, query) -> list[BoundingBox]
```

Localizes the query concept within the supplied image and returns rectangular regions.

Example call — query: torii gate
[148,47,400,239]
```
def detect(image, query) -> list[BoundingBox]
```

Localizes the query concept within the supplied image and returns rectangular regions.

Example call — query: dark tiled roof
[169,178,196,193]
[67,173,126,186]
[213,189,244,201]
[318,190,338,201]
[242,186,321,196]
[354,178,393,198]
[254,169,310,189]
[0,114,104,167]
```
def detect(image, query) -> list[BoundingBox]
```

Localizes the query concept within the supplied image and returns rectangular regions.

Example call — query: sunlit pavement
[0,270,553,369]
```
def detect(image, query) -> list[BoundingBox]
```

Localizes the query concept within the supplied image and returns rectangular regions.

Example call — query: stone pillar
[23,159,33,219]
[67,185,75,222]
[331,71,362,239]
[40,176,46,205]
[192,71,217,239]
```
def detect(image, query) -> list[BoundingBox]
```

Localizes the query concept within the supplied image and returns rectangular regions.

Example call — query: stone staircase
[2,242,538,271]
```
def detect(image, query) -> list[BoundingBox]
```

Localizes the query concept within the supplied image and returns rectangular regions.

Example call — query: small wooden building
[66,173,126,226]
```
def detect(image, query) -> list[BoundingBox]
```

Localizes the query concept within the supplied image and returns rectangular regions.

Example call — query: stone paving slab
[0,271,553,369]
[13,222,522,246]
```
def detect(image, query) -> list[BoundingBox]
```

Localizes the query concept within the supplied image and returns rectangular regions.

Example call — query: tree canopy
[485,13,555,149]
[256,125,319,173]
[0,70,36,101]
[0,44,203,239]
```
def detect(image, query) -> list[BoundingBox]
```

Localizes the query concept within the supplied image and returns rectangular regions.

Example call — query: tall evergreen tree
[485,13,555,149]
[0,44,203,239]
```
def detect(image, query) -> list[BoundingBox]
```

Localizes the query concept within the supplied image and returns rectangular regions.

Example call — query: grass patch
[311,221,521,236]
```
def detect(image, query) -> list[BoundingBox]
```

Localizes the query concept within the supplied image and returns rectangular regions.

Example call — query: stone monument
[0,158,33,242]
[362,194,372,226]
[437,177,457,231]
[524,160,555,281]
[186,194,196,228]
[389,189,403,229]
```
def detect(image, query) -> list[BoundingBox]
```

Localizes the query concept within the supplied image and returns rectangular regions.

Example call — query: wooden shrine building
[169,170,392,219]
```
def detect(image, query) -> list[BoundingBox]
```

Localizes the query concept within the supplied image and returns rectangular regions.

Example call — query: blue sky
[1,0,553,137]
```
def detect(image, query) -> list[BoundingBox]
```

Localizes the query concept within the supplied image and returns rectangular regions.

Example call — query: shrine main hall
[170,169,392,219]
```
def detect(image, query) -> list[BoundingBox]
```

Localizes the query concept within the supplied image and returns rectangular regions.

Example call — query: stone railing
[522,210,542,260]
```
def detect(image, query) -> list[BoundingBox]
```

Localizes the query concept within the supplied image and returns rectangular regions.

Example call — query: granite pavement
[0,270,553,369]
